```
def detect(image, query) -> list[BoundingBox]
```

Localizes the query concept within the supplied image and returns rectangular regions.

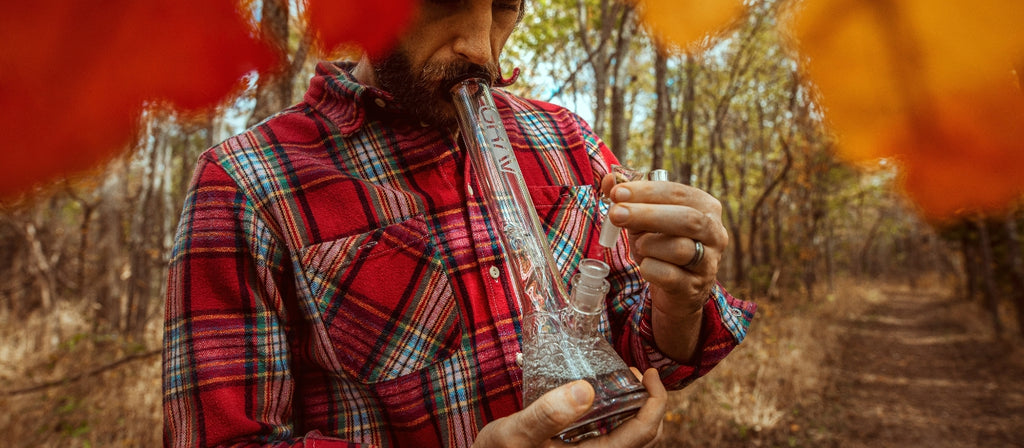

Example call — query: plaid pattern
[163,61,755,448]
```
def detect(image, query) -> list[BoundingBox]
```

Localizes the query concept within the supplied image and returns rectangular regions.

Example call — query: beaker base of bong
[520,311,650,443]
[555,369,649,443]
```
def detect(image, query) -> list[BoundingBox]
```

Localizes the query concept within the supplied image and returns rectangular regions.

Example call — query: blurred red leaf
[306,0,419,57]
[0,1,277,199]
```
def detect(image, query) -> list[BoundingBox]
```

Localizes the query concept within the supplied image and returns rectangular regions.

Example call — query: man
[163,0,755,446]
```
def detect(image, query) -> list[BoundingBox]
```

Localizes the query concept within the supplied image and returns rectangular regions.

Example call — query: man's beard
[372,50,499,128]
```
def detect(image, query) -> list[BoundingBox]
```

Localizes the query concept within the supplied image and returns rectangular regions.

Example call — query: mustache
[422,61,500,86]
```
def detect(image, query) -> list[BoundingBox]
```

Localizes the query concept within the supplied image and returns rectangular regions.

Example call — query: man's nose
[451,3,493,67]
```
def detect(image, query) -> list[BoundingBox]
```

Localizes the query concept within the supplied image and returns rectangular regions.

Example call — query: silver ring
[685,240,704,270]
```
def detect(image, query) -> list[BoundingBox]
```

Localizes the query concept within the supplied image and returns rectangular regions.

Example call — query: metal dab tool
[451,78,648,442]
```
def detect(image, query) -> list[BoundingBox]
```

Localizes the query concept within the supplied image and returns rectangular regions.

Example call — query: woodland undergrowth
[0,275,971,447]
[654,274,966,447]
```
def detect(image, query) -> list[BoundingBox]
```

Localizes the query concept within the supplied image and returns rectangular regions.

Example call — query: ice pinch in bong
[449,76,648,442]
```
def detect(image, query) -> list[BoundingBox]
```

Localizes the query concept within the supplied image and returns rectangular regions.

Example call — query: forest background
[1,0,1023,446]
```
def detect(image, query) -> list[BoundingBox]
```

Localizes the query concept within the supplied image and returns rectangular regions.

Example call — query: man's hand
[602,174,729,363]
[472,368,667,448]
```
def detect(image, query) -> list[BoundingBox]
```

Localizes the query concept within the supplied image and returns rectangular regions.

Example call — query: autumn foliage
[792,0,1024,220]
[0,0,415,199]
[0,1,277,197]
[306,0,419,57]
[636,0,1024,220]
[2,0,1023,220]
[633,0,744,46]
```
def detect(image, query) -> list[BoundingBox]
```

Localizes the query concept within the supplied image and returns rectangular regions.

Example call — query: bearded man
[162,1,755,446]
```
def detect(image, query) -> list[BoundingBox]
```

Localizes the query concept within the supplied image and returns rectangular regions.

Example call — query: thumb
[511,380,595,445]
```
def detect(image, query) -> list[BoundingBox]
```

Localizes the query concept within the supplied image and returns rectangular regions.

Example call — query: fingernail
[569,381,593,407]
[630,366,642,380]
[610,205,629,223]
[613,186,631,201]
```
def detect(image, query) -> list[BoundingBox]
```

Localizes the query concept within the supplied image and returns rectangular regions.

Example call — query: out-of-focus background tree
[2,0,1022,446]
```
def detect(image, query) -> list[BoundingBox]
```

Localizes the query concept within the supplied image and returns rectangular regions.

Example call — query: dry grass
[1,275,978,447]
[0,302,162,447]
[653,277,915,448]
[0,285,843,448]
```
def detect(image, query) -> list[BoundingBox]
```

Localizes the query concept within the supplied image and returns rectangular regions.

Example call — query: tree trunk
[1001,212,1024,337]
[607,11,635,160]
[650,46,669,171]
[825,214,835,293]
[674,51,698,185]
[973,217,1004,337]
[961,228,978,300]
[24,222,56,312]
[747,121,792,273]
[125,123,171,339]
[248,0,294,126]
[858,213,883,277]
[575,0,613,138]
[575,0,635,157]
[64,184,99,296]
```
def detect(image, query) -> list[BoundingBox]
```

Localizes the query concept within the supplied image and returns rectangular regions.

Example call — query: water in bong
[520,322,648,441]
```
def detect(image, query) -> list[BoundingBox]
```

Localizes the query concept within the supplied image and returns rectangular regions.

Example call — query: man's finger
[511,380,595,446]
[609,202,713,237]
[633,233,707,269]
[611,181,718,210]
[600,172,617,196]
[640,368,668,400]
[583,369,667,448]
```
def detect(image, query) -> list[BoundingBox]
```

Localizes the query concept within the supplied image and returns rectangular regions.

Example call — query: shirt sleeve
[574,116,757,390]
[162,153,372,448]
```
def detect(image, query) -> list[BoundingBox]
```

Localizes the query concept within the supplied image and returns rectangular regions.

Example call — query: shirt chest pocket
[298,215,462,384]
[527,184,602,277]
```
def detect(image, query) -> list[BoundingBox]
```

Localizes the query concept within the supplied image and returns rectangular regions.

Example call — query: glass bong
[450,76,648,442]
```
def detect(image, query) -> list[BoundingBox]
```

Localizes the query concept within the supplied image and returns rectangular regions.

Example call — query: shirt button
[467,183,474,196]
[489,266,501,279]
[374,98,387,108]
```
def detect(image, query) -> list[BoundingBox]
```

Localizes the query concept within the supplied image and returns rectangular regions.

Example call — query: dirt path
[827,288,1024,447]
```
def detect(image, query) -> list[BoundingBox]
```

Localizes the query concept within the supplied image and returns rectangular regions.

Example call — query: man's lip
[444,71,494,91]
[464,68,494,83]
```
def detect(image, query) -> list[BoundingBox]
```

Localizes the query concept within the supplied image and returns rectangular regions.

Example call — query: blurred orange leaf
[634,0,744,48]
[0,0,278,199]
[793,0,1024,219]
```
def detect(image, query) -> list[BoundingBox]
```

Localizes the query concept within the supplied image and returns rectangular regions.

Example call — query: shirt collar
[303,61,399,136]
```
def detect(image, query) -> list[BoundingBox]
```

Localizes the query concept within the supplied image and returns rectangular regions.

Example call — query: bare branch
[1,349,162,396]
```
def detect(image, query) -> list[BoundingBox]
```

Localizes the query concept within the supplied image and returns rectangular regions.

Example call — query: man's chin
[399,106,454,129]
[425,111,458,130]
[412,95,458,129]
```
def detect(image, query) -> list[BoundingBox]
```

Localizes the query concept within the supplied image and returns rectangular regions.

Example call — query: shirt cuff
[634,283,756,389]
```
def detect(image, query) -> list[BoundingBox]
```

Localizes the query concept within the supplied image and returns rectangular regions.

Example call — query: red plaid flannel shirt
[163,62,755,447]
